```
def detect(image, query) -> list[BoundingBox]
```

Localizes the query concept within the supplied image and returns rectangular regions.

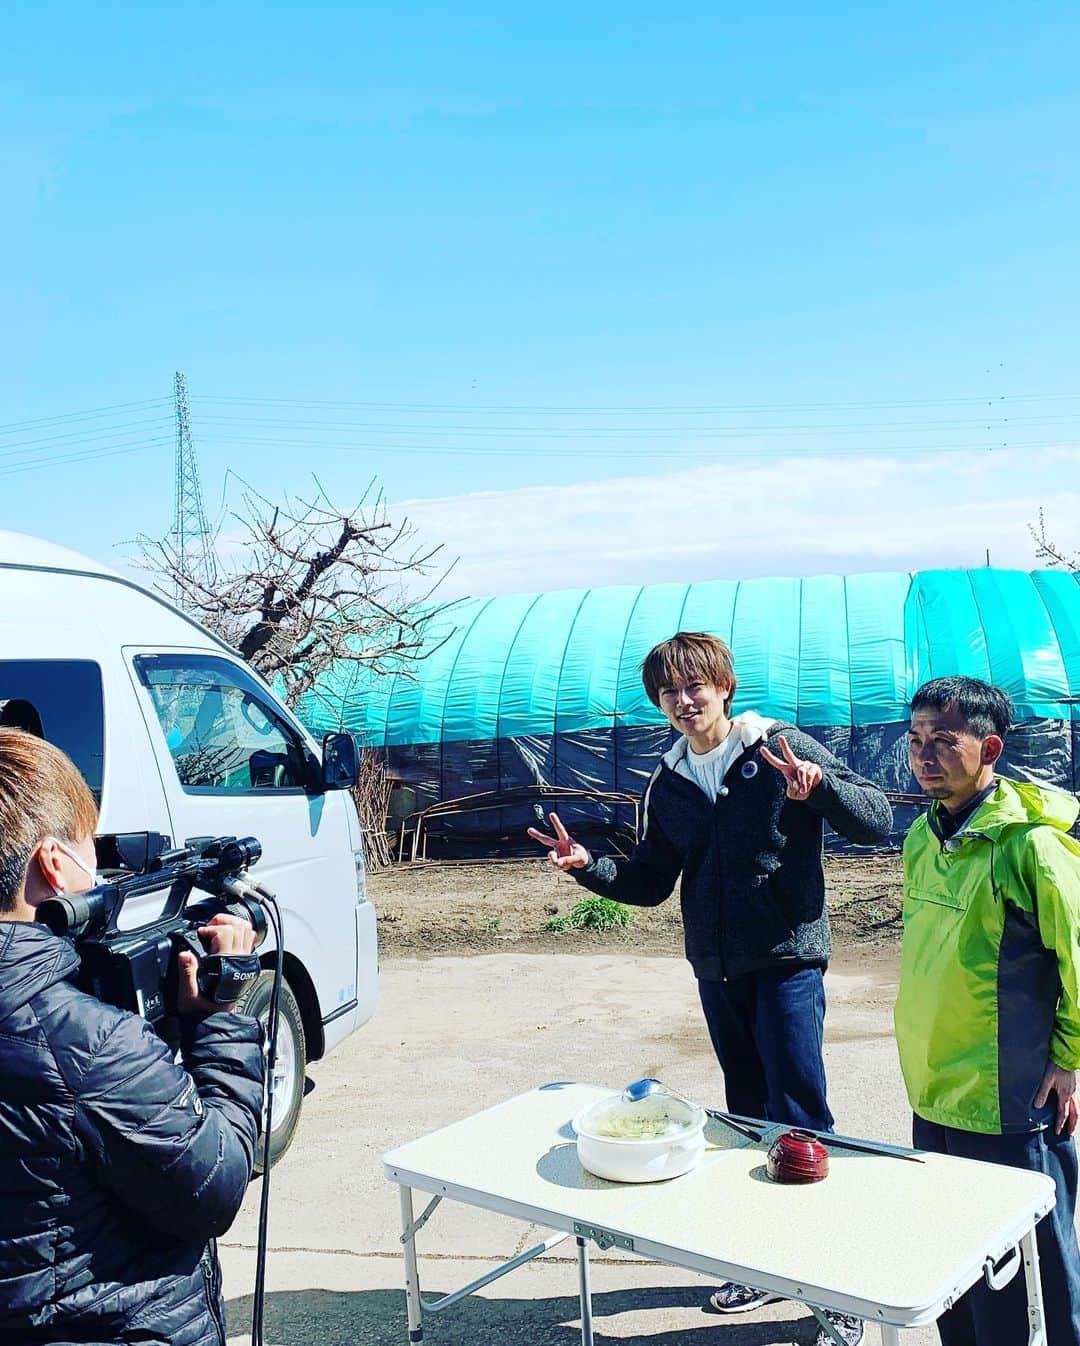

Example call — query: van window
[134,654,310,794]
[0,660,105,799]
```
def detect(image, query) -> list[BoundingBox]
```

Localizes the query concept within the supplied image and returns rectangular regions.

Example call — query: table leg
[399,1186,424,1343]
[1021,1228,1046,1346]
[576,1235,594,1346]
[879,1326,901,1345]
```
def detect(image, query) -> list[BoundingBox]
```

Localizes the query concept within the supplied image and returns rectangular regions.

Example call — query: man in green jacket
[896,675,1080,1345]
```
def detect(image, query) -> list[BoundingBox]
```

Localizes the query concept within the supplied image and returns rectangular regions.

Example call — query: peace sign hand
[759,734,824,802]
[526,812,590,871]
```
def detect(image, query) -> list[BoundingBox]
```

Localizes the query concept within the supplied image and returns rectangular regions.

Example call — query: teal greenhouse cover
[299,568,1080,848]
[304,568,1080,745]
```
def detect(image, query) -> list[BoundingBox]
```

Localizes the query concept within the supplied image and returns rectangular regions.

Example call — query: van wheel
[234,971,307,1172]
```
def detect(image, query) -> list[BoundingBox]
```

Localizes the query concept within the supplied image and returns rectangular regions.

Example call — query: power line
[0,426,173,465]
[191,390,1080,416]
[190,411,1070,439]
[190,433,1065,460]
[0,398,171,436]
[0,438,170,479]
[0,415,175,454]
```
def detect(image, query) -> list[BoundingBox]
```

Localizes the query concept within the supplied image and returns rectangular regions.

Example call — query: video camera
[36,832,268,1024]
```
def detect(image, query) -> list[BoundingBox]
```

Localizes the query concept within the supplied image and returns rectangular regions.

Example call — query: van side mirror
[320,733,359,791]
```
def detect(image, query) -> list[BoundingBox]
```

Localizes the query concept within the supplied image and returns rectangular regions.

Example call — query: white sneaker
[813,1312,864,1346]
[707,1282,783,1313]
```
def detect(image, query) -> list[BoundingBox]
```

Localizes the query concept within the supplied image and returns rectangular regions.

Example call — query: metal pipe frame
[1021,1228,1047,1346]
[395,1181,1049,1346]
[396,1182,576,1343]
[576,1236,594,1346]
[422,1231,572,1314]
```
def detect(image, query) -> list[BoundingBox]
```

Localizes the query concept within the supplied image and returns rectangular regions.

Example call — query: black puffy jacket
[0,921,264,1345]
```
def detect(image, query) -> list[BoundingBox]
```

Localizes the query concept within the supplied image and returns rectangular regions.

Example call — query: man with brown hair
[530,632,891,1346]
[0,727,264,1345]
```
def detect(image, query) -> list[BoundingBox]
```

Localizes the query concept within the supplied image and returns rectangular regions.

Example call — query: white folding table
[383,1083,1056,1346]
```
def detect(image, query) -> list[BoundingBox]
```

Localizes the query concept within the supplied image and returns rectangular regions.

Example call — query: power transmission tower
[170,371,217,597]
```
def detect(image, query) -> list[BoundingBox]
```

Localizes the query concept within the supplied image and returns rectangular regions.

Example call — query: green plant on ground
[482,915,502,934]
[543,896,632,934]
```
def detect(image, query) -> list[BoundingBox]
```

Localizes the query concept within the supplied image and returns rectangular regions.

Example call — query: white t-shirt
[677,735,744,803]
[672,712,777,803]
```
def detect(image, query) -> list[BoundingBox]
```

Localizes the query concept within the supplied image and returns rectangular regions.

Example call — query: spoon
[622,1077,668,1104]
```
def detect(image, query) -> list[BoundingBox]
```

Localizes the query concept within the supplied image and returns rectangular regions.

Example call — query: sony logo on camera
[201,953,263,1004]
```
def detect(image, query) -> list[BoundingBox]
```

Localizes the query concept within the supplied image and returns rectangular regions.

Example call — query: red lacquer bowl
[766,1129,830,1184]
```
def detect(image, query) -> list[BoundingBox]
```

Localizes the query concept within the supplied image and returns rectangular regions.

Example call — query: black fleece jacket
[0,921,264,1346]
[573,720,893,981]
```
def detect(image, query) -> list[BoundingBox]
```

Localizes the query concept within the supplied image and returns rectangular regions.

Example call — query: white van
[0,531,377,1164]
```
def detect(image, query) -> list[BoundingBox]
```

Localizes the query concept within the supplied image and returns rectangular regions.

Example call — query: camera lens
[218,837,262,872]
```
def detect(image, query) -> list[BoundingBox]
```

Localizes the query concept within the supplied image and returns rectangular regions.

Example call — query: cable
[0,437,170,479]
[0,415,174,454]
[249,889,284,1346]
[191,415,1062,440]
[191,390,1080,416]
[184,433,1060,461]
[0,397,172,436]
[190,410,1072,437]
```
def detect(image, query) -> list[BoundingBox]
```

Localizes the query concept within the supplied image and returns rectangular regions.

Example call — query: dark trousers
[697,964,834,1132]
[913,1115,1080,1346]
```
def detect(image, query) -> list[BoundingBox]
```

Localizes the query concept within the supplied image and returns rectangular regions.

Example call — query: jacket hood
[957,776,1080,838]
[662,711,780,769]
[0,921,80,1025]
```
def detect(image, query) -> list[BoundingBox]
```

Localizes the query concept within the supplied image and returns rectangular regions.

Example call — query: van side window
[133,654,310,793]
[0,661,105,800]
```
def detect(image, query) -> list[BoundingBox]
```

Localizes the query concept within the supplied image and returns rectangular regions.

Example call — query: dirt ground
[367,851,904,957]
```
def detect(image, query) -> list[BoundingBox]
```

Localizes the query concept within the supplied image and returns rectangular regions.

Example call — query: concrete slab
[219,948,942,1345]
[224,1248,917,1346]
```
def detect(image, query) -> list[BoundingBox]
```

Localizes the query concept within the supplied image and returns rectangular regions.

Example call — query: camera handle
[169,929,262,1006]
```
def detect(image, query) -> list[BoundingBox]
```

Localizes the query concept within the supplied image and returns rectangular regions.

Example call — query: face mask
[43,838,101,895]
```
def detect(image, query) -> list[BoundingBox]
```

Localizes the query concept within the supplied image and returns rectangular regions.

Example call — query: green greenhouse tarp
[302,568,1080,746]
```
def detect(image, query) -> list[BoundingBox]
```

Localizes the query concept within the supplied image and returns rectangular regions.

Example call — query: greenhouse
[302,567,1080,855]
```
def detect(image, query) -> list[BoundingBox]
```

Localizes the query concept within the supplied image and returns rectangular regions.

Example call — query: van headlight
[354,850,369,905]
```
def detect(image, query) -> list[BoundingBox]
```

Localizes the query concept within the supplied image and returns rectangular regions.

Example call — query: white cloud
[395,445,1080,599]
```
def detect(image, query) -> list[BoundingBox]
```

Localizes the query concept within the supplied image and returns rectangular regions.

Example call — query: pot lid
[574,1090,705,1143]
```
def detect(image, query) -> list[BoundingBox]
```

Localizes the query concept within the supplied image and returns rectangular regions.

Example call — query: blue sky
[2,3,1079,594]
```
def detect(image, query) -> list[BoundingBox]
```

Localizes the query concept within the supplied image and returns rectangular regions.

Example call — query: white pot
[572,1093,707,1184]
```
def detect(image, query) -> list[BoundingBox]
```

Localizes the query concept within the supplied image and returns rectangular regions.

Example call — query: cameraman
[0,728,264,1345]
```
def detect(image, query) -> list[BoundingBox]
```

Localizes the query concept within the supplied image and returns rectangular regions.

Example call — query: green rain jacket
[895,777,1080,1134]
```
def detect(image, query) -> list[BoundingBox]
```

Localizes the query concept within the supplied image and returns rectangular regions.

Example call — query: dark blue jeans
[913,1116,1080,1346]
[697,964,833,1132]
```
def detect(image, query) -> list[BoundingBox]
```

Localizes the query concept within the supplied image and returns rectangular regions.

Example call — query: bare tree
[1030,508,1080,571]
[140,477,456,708]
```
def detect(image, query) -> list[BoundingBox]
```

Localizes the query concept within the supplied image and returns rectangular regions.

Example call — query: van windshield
[0,660,105,799]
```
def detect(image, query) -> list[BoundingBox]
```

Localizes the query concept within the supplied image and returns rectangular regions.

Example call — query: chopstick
[822,1135,926,1164]
[704,1109,766,1143]
[704,1112,924,1163]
